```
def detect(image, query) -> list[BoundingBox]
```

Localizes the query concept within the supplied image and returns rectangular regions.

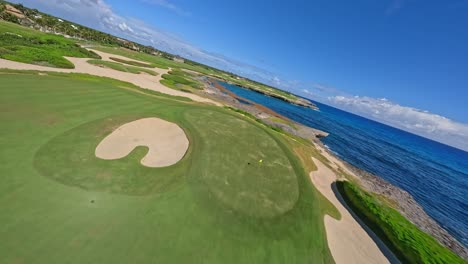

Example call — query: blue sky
[11,0,468,150]
[109,0,468,121]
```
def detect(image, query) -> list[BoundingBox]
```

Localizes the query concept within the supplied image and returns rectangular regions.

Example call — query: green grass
[161,69,202,91]
[0,70,337,263]
[92,46,303,102]
[0,68,192,103]
[0,20,99,68]
[268,116,297,129]
[336,181,465,264]
[87,59,158,76]
[93,46,183,70]
[109,57,153,68]
[224,106,290,135]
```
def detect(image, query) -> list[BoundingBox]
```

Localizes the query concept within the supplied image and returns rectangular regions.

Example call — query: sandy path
[316,144,356,177]
[310,157,396,264]
[0,51,221,106]
[95,118,189,167]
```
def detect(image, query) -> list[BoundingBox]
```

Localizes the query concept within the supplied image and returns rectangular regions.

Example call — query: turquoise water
[220,81,468,246]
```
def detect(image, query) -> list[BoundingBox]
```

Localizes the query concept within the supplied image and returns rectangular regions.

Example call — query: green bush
[336,181,465,264]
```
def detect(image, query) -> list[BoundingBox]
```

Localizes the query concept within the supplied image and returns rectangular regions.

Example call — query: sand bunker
[310,158,396,264]
[0,49,221,106]
[95,118,189,167]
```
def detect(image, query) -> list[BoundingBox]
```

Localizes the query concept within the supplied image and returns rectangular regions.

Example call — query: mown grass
[0,68,192,102]
[93,46,185,70]
[109,56,153,68]
[336,181,465,264]
[0,70,337,264]
[87,59,158,76]
[224,107,287,133]
[92,46,301,101]
[0,20,99,68]
[161,69,202,91]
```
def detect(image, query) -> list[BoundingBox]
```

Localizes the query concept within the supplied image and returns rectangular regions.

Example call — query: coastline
[1,5,465,263]
[315,141,468,259]
[205,75,318,109]
[1,47,465,261]
[203,78,468,260]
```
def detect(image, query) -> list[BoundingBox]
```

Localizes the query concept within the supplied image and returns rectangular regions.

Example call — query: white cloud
[13,0,278,86]
[272,76,281,86]
[139,0,190,16]
[329,95,468,151]
[9,0,468,152]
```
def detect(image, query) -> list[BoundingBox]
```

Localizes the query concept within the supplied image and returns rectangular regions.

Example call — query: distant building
[173,56,185,63]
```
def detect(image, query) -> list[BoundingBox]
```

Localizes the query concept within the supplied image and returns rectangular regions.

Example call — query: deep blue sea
[220,81,468,246]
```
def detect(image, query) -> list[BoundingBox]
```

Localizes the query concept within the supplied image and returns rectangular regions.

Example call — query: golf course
[0,70,338,263]
[2,4,466,262]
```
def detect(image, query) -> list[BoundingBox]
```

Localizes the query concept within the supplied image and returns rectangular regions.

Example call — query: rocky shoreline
[198,78,467,260]
[318,143,468,259]
[206,76,319,110]
[199,77,329,139]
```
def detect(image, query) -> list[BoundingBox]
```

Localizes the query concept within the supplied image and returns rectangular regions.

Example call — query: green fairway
[161,69,202,92]
[0,71,336,263]
[87,59,159,76]
[109,56,154,68]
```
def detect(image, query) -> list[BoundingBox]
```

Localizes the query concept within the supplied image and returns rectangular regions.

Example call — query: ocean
[219,81,468,246]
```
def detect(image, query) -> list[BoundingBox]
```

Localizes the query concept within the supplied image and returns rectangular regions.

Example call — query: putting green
[0,71,335,263]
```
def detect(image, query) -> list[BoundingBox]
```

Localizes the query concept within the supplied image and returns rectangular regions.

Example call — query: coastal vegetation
[1,0,315,107]
[224,106,290,135]
[0,21,99,68]
[160,69,202,91]
[108,57,153,68]
[87,59,158,76]
[336,181,465,264]
[0,1,170,53]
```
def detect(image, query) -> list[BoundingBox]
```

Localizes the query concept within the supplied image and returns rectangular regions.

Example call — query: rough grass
[87,59,158,76]
[0,20,99,68]
[92,46,301,101]
[0,71,336,264]
[268,116,297,129]
[336,181,465,264]
[161,69,202,91]
[109,56,153,68]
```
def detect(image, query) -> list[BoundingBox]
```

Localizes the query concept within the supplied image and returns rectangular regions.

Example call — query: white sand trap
[95,118,189,167]
[310,158,394,264]
[0,49,222,106]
